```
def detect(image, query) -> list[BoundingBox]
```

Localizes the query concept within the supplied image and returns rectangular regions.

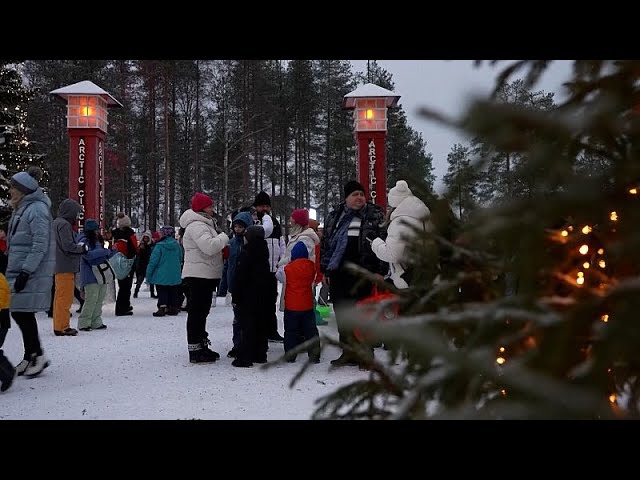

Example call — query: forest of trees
[0,60,435,233]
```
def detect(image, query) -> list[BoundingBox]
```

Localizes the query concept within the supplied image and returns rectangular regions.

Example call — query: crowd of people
[0,170,432,392]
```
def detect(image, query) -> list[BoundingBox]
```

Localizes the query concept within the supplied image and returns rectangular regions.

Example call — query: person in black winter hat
[343,180,366,199]
[252,191,286,343]
[320,179,388,369]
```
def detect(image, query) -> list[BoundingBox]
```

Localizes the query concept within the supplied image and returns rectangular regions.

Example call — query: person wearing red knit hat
[178,192,229,363]
[290,208,309,227]
[278,209,319,268]
[191,192,213,213]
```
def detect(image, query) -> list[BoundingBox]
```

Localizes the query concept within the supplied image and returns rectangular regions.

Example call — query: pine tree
[0,62,41,206]
[302,60,640,420]
[443,143,478,220]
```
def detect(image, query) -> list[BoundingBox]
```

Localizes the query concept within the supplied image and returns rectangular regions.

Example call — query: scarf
[325,206,359,271]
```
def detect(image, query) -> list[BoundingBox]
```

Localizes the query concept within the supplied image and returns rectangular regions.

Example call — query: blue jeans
[232,305,241,348]
[283,309,319,359]
[218,260,229,296]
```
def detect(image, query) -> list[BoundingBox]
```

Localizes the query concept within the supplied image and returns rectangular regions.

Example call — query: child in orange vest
[0,254,15,392]
[276,241,320,363]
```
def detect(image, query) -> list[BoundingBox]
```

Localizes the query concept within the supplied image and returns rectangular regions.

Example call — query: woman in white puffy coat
[371,180,431,289]
[179,192,229,363]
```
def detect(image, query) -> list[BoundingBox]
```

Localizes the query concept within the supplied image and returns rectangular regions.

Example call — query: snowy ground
[0,286,370,420]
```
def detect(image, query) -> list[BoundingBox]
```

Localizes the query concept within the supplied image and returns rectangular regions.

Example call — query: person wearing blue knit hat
[77,218,114,332]
[6,166,55,378]
[275,241,320,363]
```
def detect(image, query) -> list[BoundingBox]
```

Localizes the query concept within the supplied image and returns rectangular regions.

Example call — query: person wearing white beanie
[387,180,413,209]
[371,180,432,289]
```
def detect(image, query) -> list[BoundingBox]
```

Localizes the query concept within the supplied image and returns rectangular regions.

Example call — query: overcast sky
[349,60,574,192]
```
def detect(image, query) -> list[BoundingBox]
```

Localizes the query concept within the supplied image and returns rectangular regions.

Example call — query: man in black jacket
[253,192,286,343]
[320,180,387,367]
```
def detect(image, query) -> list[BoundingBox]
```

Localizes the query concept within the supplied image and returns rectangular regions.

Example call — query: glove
[14,271,30,293]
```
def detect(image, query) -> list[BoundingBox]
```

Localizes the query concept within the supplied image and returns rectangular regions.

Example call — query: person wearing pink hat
[179,192,229,363]
[278,208,319,268]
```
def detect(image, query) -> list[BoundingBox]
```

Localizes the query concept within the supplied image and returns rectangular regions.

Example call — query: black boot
[201,337,220,360]
[330,352,358,367]
[188,344,219,363]
[152,306,167,317]
[0,350,16,392]
[308,342,321,364]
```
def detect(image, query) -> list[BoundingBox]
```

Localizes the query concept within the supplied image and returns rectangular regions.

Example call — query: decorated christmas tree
[306,60,640,419]
[0,61,43,220]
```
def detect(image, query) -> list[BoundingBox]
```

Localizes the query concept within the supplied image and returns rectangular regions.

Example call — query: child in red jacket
[276,241,320,363]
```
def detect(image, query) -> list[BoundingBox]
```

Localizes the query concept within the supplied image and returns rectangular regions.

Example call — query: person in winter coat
[225,210,253,358]
[111,212,138,316]
[77,219,114,331]
[6,166,55,378]
[253,191,286,343]
[231,225,272,367]
[277,208,320,267]
[371,180,432,289]
[146,225,184,317]
[277,209,324,328]
[180,192,229,363]
[320,180,387,368]
[133,231,153,298]
[0,255,15,392]
[52,198,86,336]
[276,241,320,363]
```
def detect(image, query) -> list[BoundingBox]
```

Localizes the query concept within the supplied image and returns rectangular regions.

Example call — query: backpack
[109,252,135,280]
[91,261,116,285]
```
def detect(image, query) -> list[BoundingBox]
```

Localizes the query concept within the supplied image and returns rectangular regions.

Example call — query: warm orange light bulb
[598,259,606,268]
[597,248,604,255]
[561,230,569,237]
[629,188,637,195]
[496,357,506,365]
[579,245,589,255]
[366,109,374,120]
[499,347,505,353]
[609,394,617,404]
[610,211,618,221]
[80,106,96,117]
[583,262,590,269]
[577,277,585,285]
[601,314,609,322]
[582,225,591,234]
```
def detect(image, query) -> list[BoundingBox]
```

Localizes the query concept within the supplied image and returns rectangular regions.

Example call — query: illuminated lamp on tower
[342,83,401,210]
[50,80,123,231]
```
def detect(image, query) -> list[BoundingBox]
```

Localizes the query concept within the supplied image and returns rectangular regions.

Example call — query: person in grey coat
[6,166,55,378]
[52,198,86,336]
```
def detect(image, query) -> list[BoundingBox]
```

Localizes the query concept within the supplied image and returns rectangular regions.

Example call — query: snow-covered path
[0,290,369,419]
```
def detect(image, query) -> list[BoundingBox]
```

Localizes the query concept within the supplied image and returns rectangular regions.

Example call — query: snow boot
[188,342,219,363]
[0,350,15,392]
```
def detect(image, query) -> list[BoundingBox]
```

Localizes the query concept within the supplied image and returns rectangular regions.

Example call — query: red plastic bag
[354,285,399,342]
[222,245,230,260]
